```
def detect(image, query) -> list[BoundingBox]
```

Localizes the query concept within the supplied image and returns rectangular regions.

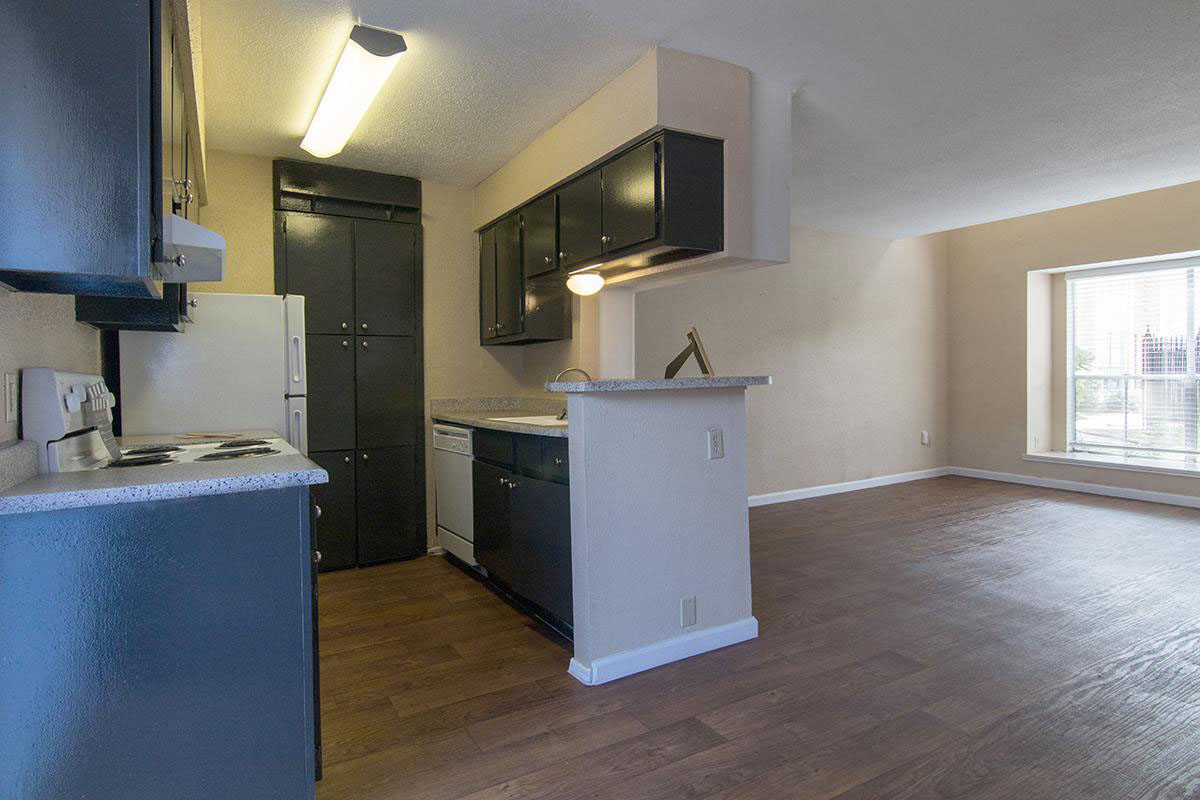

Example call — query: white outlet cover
[707,428,724,459]
[681,596,697,628]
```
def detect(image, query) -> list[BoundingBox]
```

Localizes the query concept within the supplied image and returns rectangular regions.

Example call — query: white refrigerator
[118,293,310,453]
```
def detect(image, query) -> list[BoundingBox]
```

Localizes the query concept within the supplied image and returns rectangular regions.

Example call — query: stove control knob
[64,393,81,413]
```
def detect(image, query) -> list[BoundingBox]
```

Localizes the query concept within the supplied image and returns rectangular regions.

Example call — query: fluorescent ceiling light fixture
[300,25,406,158]
[566,273,605,296]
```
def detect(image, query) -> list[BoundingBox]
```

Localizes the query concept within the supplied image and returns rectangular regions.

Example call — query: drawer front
[542,438,569,483]
[472,427,514,467]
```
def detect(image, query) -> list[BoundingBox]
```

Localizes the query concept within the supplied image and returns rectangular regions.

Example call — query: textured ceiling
[201,0,1200,237]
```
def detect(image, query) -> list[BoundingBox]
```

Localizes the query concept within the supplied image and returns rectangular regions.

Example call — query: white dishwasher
[433,424,478,567]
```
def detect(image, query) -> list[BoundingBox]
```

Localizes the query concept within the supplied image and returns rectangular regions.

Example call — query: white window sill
[1023,451,1200,479]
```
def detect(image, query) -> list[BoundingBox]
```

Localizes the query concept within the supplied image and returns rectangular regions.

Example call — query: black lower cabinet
[357,446,421,564]
[472,438,572,628]
[309,451,357,571]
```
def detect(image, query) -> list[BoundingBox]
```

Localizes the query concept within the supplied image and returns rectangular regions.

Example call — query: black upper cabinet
[281,212,355,335]
[309,450,357,571]
[305,335,356,452]
[521,194,558,279]
[75,283,191,333]
[355,336,415,449]
[494,214,524,339]
[557,171,604,271]
[0,0,206,297]
[354,220,416,336]
[602,139,659,252]
[357,446,421,563]
[479,227,498,340]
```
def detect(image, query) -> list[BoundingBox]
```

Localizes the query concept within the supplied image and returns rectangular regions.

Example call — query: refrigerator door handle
[290,405,307,455]
[291,335,304,388]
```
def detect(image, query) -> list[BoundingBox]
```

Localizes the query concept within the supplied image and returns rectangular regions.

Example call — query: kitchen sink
[485,415,568,427]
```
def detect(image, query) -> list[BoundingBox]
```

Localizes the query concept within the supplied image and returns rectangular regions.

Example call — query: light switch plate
[681,596,697,628]
[707,428,724,459]
[4,373,16,423]
[921,430,931,446]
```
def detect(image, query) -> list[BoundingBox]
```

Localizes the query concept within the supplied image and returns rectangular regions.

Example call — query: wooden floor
[315,476,1200,800]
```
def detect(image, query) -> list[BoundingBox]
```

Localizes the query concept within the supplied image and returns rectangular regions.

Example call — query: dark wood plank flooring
[316,476,1200,800]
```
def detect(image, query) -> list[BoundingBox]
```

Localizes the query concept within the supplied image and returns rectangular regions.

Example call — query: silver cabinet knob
[314,504,322,519]
[554,457,563,466]
[544,255,552,265]
[362,453,369,461]
[341,322,349,330]
[499,477,506,486]
[496,322,505,330]
[174,254,186,267]
[341,340,348,347]
[343,455,350,464]
[361,323,368,331]
[187,298,198,308]
[487,326,496,334]
[313,550,322,564]
[601,234,612,245]
[361,340,369,348]
[559,251,567,260]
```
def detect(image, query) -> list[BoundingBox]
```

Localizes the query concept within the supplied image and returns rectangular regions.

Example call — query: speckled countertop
[430,396,568,438]
[0,430,327,515]
[544,376,773,393]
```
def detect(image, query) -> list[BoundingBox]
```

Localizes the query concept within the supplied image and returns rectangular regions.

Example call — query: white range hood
[155,214,226,283]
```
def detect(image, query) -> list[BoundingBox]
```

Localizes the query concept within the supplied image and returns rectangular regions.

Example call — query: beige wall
[948,178,1200,496]
[0,291,100,443]
[635,228,950,497]
[193,150,276,295]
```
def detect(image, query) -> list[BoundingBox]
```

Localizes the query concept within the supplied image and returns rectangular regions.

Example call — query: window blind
[1067,264,1199,463]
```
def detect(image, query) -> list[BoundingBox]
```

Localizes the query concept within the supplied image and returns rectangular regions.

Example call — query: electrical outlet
[920,430,931,446]
[1033,435,1041,449]
[707,428,724,459]
[681,596,697,628]
[3,373,16,423]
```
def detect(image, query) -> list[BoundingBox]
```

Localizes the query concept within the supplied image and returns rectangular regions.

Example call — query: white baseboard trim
[947,466,1200,510]
[747,464,1200,511]
[749,467,950,507]
[568,616,759,686]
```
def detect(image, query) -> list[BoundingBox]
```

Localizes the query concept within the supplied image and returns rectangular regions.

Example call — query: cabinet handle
[554,457,563,466]
[343,456,351,464]
[544,255,552,265]
[341,322,349,330]
[341,340,349,347]
[499,477,507,486]
[313,550,322,564]
[559,251,567,260]
[361,323,368,331]
[362,453,369,461]
[496,323,505,331]
[508,480,519,490]
[601,234,612,245]
[361,340,369,348]
[314,504,322,519]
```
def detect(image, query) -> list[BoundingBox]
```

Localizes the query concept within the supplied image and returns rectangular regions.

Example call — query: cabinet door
[602,138,659,252]
[521,194,557,279]
[479,227,497,340]
[309,450,356,571]
[356,446,420,563]
[472,459,513,579]
[509,474,573,624]
[305,335,355,452]
[355,336,415,448]
[557,172,603,270]
[282,212,355,335]
[354,220,416,336]
[494,214,523,337]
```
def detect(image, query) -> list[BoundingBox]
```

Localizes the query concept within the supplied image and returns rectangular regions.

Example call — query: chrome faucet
[552,368,593,420]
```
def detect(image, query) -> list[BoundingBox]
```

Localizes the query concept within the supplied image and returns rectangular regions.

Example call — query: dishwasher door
[433,425,476,565]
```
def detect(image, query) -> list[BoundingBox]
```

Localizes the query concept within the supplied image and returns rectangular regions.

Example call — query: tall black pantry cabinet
[273,160,425,569]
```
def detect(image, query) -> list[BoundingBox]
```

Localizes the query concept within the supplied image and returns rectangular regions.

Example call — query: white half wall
[567,387,755,681]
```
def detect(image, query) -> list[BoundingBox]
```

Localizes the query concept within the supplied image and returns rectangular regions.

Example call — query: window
[1068,260,1199,465]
